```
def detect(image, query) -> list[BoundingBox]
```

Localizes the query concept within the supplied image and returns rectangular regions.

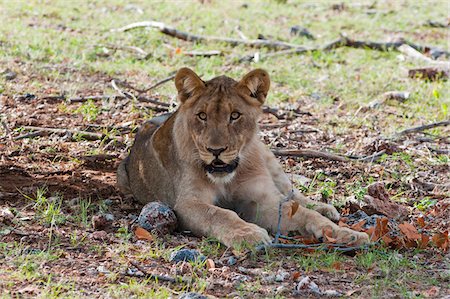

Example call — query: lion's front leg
[174,199,271,248]
[234,177,369,245]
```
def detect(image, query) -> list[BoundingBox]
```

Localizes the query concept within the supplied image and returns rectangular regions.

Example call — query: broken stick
[272,149,349,162]
[398,120,450,136]
[112,21,302,50]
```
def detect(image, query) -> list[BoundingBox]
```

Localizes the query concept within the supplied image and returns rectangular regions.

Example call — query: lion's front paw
[333,227,370,246]
[222,223,271,248]
[314,204,340,222]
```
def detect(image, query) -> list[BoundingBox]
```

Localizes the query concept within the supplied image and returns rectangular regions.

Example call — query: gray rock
[138,202,177,234]
[169,249,206,263]
[227,256,237,266]
[179,292,207,299]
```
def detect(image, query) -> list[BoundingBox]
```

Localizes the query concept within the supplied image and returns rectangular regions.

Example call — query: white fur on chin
[207,172,236,185]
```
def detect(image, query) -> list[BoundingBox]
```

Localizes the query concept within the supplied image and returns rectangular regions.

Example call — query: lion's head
[173,68,270,184]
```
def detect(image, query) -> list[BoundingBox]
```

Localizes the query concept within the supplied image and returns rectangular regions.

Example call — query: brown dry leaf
[292,271,301,281]
[323,227,337,243]
[432,231,449,252]
[419,234,430,249]
[134,226,153,241]
[417,216,426,228]
[331,261,342,270]
[205,258,215,269]
[381,235,393,246]
[288,201,300,219]
[398,222,421,240]
[370,217,389,242]
[350,220,367,232]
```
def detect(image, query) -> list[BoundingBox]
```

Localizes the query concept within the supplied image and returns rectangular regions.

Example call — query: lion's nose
[207,147,227,157]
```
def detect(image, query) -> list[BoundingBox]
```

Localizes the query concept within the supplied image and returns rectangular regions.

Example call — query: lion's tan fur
[117,68,369,247]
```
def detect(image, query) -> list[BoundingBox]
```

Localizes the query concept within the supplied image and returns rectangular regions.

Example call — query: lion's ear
[175,68,205,103]
[237,69,270,105]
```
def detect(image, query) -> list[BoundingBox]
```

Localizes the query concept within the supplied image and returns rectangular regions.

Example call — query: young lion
[117,68,369,247]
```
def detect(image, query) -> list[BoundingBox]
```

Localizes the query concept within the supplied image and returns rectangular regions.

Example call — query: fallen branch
[112,20,302,50]
[272,149,349,162]
[128,260,190,284]
[184,50,222,57]
[240,35,450,62]
[97,44,149,59]
[37,94,170,110]
[398,120,450,136]
[398,44,450,69]
[15,126,123,142]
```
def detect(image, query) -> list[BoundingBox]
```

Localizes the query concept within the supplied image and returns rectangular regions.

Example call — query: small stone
[97,265,110,274]
[103,199,113,206]
[275,270,290,282]
[179,292,207,299]
[169,249,205,263]
[227,256,237,266]
[3,69,17,80]
[0,208,14,223]
[323,289,342,297]
[138,202,177,235]
[290,25,315,39]
[92,214,113,230]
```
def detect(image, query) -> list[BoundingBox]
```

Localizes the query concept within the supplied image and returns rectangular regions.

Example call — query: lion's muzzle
[204,157,239,174]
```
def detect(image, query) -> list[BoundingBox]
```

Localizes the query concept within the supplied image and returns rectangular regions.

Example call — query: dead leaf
[432,231,449,252]
[350,219,366,232]
[398,222,421,240]
[205,258,215,269]
[322,227,337,243]
[417,216,426,228]
[381,235,393,246]
[419,234,430,249]
[288,201,300,219]
[370,217,389,242]
[134,226,153,241]
[362,195,408,219]
[292,271,301,281]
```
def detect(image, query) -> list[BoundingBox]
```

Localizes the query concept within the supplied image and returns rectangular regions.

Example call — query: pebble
[3,69,17,80]
[227,256,237,266]
[290,25,315,39]
[138,202,177,234]
[179,292,207,299]
[169,249,206,263]
[275,270,290,282]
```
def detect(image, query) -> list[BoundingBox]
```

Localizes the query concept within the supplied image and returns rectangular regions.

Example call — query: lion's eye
[230,112,241,121]
[197,112,207,121]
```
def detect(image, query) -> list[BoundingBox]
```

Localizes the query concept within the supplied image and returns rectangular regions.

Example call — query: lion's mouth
[204,157,239,174]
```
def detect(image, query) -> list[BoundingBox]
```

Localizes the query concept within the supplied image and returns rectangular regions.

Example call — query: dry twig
[112,20,302,50]
[272,149,349,162]
[15,126,123,142]
[398,120,450,136]
[128,260,190,284]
